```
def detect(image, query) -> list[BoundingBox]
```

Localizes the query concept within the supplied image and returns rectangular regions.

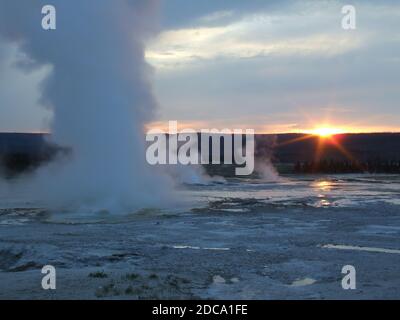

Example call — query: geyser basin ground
[0,174,400,299]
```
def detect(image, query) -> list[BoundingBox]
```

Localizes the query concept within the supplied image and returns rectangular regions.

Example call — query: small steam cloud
[255,135,281,182]
[0,0,174,213]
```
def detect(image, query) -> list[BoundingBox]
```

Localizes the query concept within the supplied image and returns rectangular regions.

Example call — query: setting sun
[309,127,345,138]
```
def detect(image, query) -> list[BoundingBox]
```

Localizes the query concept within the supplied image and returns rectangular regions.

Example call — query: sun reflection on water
[312,180,334,207]
[312,180,333,192]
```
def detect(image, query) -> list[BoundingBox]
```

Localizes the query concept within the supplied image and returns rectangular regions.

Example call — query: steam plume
[0,0,172,213]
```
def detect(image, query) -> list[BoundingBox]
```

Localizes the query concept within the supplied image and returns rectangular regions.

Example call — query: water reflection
[312,180,333,207]
[312,180,333,192]
[316,199,331,207]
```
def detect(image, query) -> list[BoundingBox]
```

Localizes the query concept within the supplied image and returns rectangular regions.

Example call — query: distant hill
[0,133,49,154]
[0,133,57,177]
[262,133,400,174]
[270,133,400,163]
[1,132,400,176]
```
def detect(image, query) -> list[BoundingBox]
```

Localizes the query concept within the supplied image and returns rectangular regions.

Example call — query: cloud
[199,10,235,23]
[147,0,400,133]
[1,0,400,133]
[147,2,369,70]
[146,26,364,69]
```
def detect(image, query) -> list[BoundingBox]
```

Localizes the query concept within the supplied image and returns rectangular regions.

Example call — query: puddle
[290,277,316,287]
[321,244,400,254]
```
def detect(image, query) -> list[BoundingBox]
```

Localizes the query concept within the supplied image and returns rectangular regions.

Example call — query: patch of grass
[95,282,120,298]
[125,285,136,295]
[141,284,150,290]
[88,271,108,278]
[166,275,179,287]
[125,273,140,280]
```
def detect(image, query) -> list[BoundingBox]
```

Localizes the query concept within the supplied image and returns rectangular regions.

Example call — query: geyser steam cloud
[0,0,171,212]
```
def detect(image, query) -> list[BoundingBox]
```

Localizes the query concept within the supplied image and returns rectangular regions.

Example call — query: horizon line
[2,130,400,135]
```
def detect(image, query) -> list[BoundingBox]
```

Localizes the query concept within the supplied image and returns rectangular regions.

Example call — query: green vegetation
[88,271,108,278]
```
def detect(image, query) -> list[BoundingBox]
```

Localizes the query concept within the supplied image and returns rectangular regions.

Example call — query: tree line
[294,159,400,174]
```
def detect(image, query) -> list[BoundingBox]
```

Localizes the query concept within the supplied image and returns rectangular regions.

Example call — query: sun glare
[309,127,344,138]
